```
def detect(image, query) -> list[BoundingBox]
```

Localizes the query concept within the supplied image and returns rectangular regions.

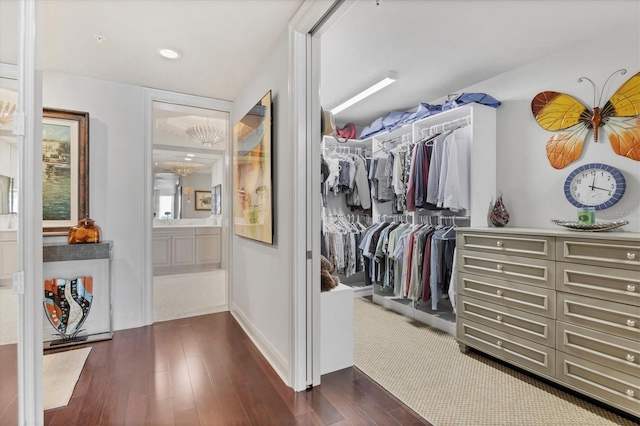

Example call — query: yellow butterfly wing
[531,91,589,131]
[532,91,590,168]
[601,72,640,162]
[603,71,640,117]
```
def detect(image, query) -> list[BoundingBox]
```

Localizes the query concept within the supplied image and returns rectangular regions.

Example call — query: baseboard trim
[230,301,290,387]
[114,316,143,331]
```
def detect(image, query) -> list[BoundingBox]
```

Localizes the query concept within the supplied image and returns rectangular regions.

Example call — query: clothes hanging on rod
[359,216,460,310]
[321,215,371,278]
[322,147,372,211]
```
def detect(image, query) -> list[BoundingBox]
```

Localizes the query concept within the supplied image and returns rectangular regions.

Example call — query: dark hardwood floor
[1,312,430,425]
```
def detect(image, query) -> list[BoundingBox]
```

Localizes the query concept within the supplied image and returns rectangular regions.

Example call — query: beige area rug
[43,347,91,410]
[353,298,636,426]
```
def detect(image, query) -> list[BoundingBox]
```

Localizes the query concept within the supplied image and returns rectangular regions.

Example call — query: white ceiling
[0,0,304,101]
[1,0,637,130]
[321,0,640,126]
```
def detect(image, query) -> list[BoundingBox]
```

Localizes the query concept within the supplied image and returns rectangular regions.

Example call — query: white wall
[44,71,145,330]
[447,35,640,232]
[231,29,292,382]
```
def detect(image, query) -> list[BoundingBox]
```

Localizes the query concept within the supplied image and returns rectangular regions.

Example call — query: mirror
[0,77,18,220]
[152,101,227,220]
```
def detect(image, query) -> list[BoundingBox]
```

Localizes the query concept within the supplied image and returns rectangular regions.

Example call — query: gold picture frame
[42,108,90,235]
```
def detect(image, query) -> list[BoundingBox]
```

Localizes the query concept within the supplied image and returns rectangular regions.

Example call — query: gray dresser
[456,228,640,417]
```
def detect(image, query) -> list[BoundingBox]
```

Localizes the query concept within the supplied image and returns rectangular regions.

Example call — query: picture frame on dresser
[42,108,90,235]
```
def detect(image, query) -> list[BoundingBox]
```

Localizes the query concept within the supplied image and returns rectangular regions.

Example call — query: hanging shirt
[426,131,453,206]
[442,126,472,212]
[405,145,419,211]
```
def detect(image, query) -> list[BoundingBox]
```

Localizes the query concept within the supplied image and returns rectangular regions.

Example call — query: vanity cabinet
[153,227,221,268]
[457,228,640,417]
[195,227,221,264]
[0,231,17,283]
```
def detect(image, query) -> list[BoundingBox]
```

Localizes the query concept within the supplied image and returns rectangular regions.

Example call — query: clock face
[564,163,626,211]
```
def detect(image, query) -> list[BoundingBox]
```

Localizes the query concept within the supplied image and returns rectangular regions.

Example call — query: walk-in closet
[315,1,639,424]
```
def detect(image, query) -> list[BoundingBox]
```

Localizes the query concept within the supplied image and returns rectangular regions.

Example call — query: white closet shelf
[322,135,372,148]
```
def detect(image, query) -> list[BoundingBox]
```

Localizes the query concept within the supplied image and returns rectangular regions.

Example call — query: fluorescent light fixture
[187,154,195,157]
[184,158,192,161]
[330,71,398,115]
[157,48,181,59]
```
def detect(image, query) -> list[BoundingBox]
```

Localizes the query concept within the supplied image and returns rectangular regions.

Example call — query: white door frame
[15,0,44,424]
[288,0,354,390]
[141,89,233,326]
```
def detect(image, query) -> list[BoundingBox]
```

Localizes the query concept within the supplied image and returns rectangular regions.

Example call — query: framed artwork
[195,190,212,211]
[42,108,90,235]
[212,184,222,215]
[232,91,273,244]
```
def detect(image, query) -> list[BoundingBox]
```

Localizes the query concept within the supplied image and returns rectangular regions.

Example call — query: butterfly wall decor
[531,69,640,169]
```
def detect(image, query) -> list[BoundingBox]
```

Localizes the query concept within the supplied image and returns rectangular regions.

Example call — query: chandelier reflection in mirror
[185,124,225,147]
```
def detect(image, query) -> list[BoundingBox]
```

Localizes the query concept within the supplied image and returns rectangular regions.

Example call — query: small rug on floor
[43,346,91,410]
[353,298,635,426]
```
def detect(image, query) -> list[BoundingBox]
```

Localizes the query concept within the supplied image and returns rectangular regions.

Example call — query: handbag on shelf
[333,122,357,143]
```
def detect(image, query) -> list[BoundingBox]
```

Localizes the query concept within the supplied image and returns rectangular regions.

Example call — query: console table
[43,241,113,350]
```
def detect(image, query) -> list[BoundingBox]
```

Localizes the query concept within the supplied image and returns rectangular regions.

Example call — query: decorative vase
[68,216,101,244]
[490,194,510,227]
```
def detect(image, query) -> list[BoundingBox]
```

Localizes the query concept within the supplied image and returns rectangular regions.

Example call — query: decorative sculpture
[43,277,93,341]
[531,69,640,169]
[490,194,510,227]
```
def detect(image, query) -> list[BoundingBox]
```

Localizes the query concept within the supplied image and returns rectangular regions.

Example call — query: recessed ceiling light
[187,154,195,157]
[157,48,181,60]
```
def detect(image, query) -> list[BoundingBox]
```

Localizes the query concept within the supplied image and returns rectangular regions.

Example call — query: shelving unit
[368,103,497,335]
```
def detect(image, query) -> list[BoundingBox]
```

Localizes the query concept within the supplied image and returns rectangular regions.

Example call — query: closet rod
[421,115,471,138]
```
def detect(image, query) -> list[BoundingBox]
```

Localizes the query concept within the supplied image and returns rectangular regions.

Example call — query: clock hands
[590,173,596,191]
[590,185,611,192]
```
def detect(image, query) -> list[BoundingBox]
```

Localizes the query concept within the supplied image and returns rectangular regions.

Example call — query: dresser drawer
[458,250,555,289]
[557,322,640,377]
[557,238,640,271]
[458,233,555,260]
[458,318,555,377]
[557,262,640,307]
[458,295,555,347]
[557,352,640,417]
[458,272,556,318]
[557,293,640,342]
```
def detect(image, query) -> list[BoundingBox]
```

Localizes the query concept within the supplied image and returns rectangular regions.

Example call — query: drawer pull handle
[496,315,503,322]
[628,252,637,260]
[496,241,503,247]
[496,340,503,347]
[496,290,503,296]
[626,354,636,362]
[626,319,636,327]
[496,264,503,271]
[627,285,637,292]
[626,389,635,398]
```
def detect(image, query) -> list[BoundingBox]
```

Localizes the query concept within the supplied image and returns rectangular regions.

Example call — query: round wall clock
[564,163,626,210]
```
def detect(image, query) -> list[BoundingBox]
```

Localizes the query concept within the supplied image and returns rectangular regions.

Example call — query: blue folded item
[403,103,443,123]
[383,111,413,132]
[360,117,384,139]
[454,93,501,108]
[360,93,500,139]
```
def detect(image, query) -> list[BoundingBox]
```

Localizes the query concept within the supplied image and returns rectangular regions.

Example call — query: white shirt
[442,126,472,211]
